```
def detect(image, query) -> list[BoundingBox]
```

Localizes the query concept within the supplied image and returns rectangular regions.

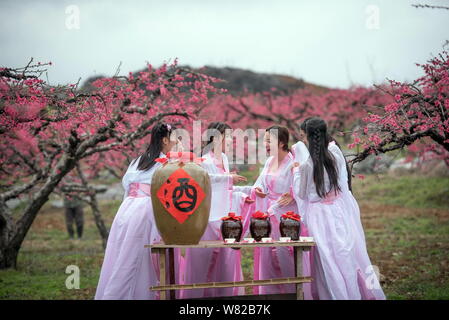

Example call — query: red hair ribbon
[155,158,168,164]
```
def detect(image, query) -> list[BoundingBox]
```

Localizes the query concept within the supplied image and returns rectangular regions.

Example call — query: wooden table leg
[252,247,257,295]
[294,247,304,300]
[169,248,175,300]
[159,248,167,300]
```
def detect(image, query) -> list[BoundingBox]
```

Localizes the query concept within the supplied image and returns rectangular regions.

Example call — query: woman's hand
[244,197,255,204]
[231,173,247,184]
[254,187,267,198]
[277,192,293,206]
[290,162,300,172]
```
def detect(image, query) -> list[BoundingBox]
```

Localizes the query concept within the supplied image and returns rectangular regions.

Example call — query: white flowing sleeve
[328,143,350,191]
[233,185,253,195]
[201,162,232,186]
[329,143,346,169]
[292,162,310,200]
[208,173,232,185]
[292,141,310,165]
[122,158,140,201]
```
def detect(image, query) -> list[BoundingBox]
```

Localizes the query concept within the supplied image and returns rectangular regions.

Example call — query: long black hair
[202,121,231,155]
[301,117,352,191]
[305,118,341,198]
[300,117,313,132]
[134,122,175,171]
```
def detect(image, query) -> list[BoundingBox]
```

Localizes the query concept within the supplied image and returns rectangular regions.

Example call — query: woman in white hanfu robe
[290,139,312,226]
[292,118,386,300]
[95,123,183,300]
[181,122,252,299]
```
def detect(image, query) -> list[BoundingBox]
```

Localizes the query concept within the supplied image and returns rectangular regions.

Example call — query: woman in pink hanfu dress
[240,125,312,297]
[95,123,184,300]
[292,118,386,300]
[181,122,252,299]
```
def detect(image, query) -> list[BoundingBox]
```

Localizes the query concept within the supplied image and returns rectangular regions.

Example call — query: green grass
[363,214,449,300]
[0,257,101,299]
[235,165,262,186]
[0,200,120,300]
[353,174,449,209]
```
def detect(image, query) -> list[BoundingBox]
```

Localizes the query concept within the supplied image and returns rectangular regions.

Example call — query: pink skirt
[180,220,245,299]
[95,183,183,300]
[302,191,386,300]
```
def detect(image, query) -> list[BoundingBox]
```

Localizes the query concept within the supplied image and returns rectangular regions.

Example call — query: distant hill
[191,65,308,95]
[81,65,327,95]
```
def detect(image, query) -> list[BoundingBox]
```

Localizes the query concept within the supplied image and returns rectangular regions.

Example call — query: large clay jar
[249,211,271,242]
[279,212,301,241]
[151,152,211,245]
[220,213,243,242]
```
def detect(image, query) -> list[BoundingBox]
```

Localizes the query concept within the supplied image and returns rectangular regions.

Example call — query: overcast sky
[1,0,448,89]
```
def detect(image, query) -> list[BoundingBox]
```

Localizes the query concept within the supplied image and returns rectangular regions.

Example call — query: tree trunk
[75,164,110,249]
[0,201,19,269]
[0,155,77,269]
[0,245,19,269]
[88,194,109,249]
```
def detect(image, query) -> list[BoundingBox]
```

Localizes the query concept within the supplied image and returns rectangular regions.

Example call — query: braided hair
[300,117,352,191]
[300,117,313,132]
[305,118,341,198]
[135,122,175,171]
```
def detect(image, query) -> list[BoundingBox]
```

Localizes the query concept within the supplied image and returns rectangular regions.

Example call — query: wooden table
[145,240,315,300]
